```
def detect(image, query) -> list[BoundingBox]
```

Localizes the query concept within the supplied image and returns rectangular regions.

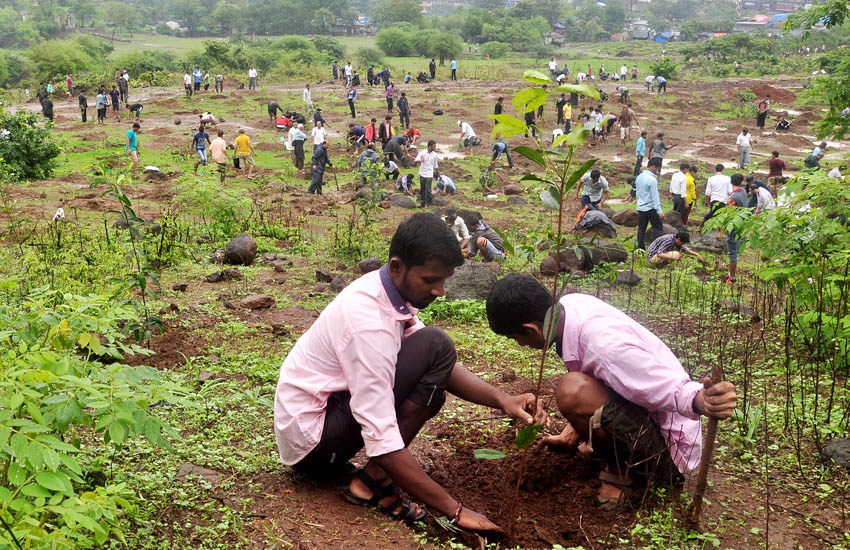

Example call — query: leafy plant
[0,105,60,180]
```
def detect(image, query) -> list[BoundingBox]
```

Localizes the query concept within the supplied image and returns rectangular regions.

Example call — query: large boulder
[823,438,850,468]
[506,196,528,205]
[690,232,726,254]
[504,184,524,196]
[600,206,616,220]
[444,262,499,301]
[664,210,687,232]
[581,241,629,269]
[615,269,641,286]
[388,194,416,209]
[645,223,677,245]
[240,294,276,309]
[224,233,257,266]
[611,209,639,227]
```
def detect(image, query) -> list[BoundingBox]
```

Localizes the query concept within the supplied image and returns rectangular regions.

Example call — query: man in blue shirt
[491,141,513,168]
[450,59,457,81]
[192,125,211,174]
[634,130,646,177]
[635,157,666,250]
[655,75,667,94]
[193,68,203,92]
[347,86,357,118]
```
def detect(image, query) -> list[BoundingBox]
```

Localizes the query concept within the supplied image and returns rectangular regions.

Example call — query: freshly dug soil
[697,145,737,159]
[750,85,796,103]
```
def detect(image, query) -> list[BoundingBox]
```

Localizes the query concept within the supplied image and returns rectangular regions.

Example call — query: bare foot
[348,477,423,518]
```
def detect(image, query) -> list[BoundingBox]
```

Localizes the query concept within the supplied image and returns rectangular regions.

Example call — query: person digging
[485,274,737,511]
[274,214,546,536]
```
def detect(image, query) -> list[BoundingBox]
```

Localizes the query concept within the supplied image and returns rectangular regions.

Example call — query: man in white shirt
[345,62,353,85]
[248,67,258,91]
[749,183,776,214]
[311,121,327,147]
[576,72,587,82]
[445,210,470,252]
[828,166,843,179]
[302,84,314,113]
[701,164,732,228]
[669,162,689,219]
[736,128,755,169]
[414,140,439,208]
[645,75,655,93]
[548,57,558,80]
[286,124,299,151]
[620,65,627,80]
[183,73,193,98]
[457,120,478,148]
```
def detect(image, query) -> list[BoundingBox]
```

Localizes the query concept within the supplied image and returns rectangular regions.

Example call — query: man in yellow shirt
[563,103,572,133]
[684,165,697,224]
[234,129,255,179]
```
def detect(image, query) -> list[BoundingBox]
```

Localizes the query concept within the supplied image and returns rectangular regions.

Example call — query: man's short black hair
[680,162,689,170]
[590,169,601,180]
[675,231,690,243]
[715,164,724,172]
[745,175,754,182]
[389,213,464,269]
[731,173,745,186]
[772,150,780,157]
[648,157,663,169]
[486,274,553,336]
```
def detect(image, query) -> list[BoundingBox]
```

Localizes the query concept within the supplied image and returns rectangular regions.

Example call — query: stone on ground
[444,262,499,301]
[240,294,275,309]
[388,194,416,209]
[224,233,257,266]
[358,257,382,274]
[612,209,639,227]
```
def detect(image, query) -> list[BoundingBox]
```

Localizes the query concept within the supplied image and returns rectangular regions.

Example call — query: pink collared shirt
[274,268,424,465]
[558,294,703,474]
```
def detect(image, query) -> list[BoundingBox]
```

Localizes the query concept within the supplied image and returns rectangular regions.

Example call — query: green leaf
[489,114,527,139]
[42,447,60,471]
[543,302,561,343]
[557,83,601,99]
[144,419,161,446]
[562,126,590,147]
[473,448,507,460]
[108,422,126,446]
[515,424,543,450]
[523,70,551,85]
[540,187,561,211]
[513,87,548,114]
[27,442,43,470]
[520,174,554,185]
[10,433,28,459]
[9,393,23,410]
[20,483,51,498]
[7,462,26,486]
[513,146,545,166]
[36,471,72,494]
[565,159,597,194]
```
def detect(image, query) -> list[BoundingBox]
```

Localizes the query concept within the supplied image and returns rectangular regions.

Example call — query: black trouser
[451,69,457,80]
[430,69,435,80]
[756,111,767,128]
[215,81,223,92]
[80,107,86,122]
[637,209,663,250]
[185,84,193,97]
[294,326,456,478]
[399,110,409,129]
[386,98,393,111]
[672,195,687,219]
[294,141,304,170]
[419,175,433,207]
[194,82,200,91]
[119,87,128,104]
[634,155,643,177]
[557,110,564,125]
[309,169,324,194]
[349,99,356,118]
[703,200,724,223]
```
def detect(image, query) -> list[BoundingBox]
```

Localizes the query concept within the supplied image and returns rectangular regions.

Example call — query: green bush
[411,30,438,57]
[0,106,60,180]
[481,41,510,59]
[310,35,346,61]
[110,50,179,76]
[649,57,678,80]
[376,28,413,57]
[355,47,385,68]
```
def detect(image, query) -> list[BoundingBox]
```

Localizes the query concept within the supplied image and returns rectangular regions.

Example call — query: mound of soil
[750,85,796,103]
[253,141,281,152]
[794,111,821,124]
[424,427,632,547]
[776,133,815,148]
[697,145,737,159]
[147,127,171,136]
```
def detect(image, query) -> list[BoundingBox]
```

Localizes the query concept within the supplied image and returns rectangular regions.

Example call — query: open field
[3,46,850,550]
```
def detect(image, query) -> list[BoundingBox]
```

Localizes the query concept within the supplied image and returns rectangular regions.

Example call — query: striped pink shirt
[274,267,424,465]
[557,294,704,474]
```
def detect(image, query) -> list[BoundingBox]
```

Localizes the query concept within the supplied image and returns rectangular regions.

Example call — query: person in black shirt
[41,97,54,122]
[556,93,567,125]
[398,92,410,129]
[78,93,87,122]
[494,97,503,126]
[429,58,436,81]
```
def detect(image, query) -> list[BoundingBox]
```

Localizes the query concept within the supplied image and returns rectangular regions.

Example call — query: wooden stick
[685,365,722,528]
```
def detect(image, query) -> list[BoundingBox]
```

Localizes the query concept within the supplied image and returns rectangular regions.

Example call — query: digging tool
[332,167,340,192]
[685,361,723,529]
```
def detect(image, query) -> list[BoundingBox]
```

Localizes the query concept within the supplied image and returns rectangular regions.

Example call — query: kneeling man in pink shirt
[486,274,737,510]
[274,213,545,536]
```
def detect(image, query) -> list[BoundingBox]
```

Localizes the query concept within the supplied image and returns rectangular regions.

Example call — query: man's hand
[694,377,737,419]
[659,213,666,221]
[500,392,547,426]
[542,422,581,451]
[455,508,504,535]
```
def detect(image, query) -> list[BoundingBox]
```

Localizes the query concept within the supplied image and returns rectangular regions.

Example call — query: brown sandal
[597,468,632,512]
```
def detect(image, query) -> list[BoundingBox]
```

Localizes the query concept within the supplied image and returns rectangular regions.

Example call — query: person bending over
[485,274,737,510]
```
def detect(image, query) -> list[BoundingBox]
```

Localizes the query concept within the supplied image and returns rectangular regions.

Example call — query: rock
[240,294,275,309]
[113,219,132,230]
[540,255,557,276]
[504,184,524,195]
[388,194,416,209]
[501,369,517,382]
[432,196,448,207]
[144,170,167,181]
[316,269,333,283]
[198,371,215,382]
[271,323,290,337]
[580,242,629,269]
[224,233,257,266]
[210,248,225,264]
[330,276,346,292]
[174,118,182,125]
[205,268,243,283]
[615,269,641,286]
[263,253,279,262]
[645,223,677,245]
[176,463,223,484]
[600,206,616,220]
[272,261,289,272]
[444,262,499,301]
[716,299,758,321]
[823,438,850,468]
[664,210,687,232]
[611,209,639,227]
[358,257,382,274]
[172,282,188,292]
[690,233,726,254]
[506,195,528,205]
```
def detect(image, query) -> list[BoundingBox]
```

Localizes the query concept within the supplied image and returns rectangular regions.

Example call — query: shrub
[26,39,99,82]
[649,57,678,80]
[110,50,178,76]
[0,106,60,180]
[310,35,345,61]
[481,41,510,59]
[355,47,385,67]
[411,30,438,57]
[376,28,413,57]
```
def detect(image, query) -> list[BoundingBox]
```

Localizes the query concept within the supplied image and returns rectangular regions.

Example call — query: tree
[355,47,384,67]
[481,41,509,59]
[603,0,625,34]
[100,1,139,40]
[372,0,423,28]
[411,30,438,57]
[376,27,413,56]
[313,7,335,33]
[210,1,241,35]
[429,31,462,65]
